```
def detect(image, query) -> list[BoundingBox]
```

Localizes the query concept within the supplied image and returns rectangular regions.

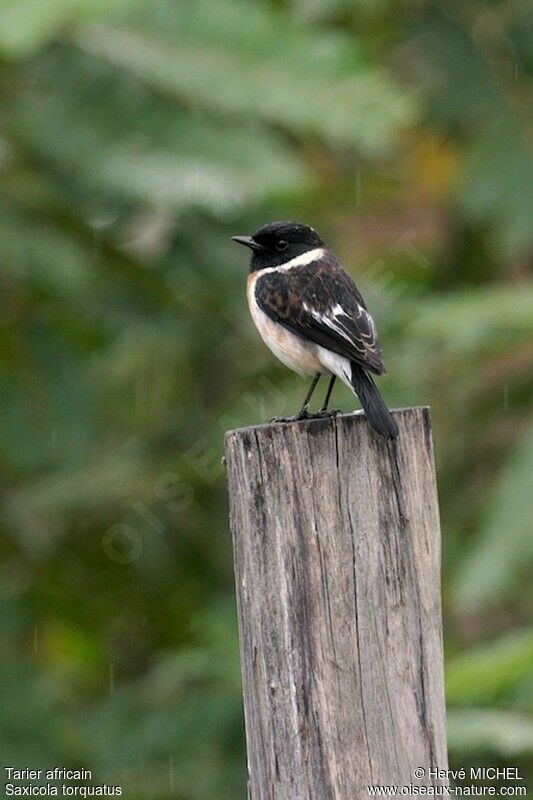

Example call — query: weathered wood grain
[225,407,448,799]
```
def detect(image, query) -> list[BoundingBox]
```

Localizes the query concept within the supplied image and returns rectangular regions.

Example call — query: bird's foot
[270,409,342,423]
[316,408,342,419]
[270,409,311,423]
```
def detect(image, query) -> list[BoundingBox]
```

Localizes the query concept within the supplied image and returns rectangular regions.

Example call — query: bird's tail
[350,362,399,440]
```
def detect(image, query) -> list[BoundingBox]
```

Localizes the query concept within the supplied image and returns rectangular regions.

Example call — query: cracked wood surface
[225,407,448,800]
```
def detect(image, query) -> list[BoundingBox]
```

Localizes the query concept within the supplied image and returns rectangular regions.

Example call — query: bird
[232,220,399,440]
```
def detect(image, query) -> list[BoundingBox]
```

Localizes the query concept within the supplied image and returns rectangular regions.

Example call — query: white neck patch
[255,247,325,276]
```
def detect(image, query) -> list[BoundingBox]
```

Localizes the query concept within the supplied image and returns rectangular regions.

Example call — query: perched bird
[232,221,399,440]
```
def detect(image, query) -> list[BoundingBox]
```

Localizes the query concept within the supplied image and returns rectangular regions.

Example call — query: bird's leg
[295,372,321,419]
[270,372,321,423]
[317,375,341,418]
[320,376,336,412]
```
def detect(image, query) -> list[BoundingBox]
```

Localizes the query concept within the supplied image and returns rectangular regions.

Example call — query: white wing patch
[304,301,376,355]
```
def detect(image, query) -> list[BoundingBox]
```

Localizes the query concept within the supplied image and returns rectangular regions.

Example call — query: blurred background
[1,0,532,797]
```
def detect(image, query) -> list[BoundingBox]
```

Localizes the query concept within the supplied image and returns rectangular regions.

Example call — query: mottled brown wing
[255,254,385,374]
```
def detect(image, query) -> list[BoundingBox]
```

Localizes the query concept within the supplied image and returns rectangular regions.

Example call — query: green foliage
[455,428,533,613]
[1,0,532,796]
[412,6,533,257]
[77,22,412,153]
[446,631,533,709]
[408,284,533,350]
[447,710,533,759]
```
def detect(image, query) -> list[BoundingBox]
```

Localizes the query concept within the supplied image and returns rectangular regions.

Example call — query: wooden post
[225,407,448,799]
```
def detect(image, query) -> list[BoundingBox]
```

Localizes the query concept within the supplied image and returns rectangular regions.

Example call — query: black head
[232,221,325,271]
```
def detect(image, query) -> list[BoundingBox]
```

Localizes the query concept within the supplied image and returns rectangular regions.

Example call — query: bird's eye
[277,240,288,251]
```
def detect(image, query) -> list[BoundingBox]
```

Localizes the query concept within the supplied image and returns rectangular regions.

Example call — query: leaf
[0,202,97,300]
[0,0,146,58]
[407,283,533,355]
[454,426,533,612]
[2,448,152,554]
[447,709,533,758]
[446,630,533,707]
[7,60,308,214]
[149,0,365,73]
[410,9,533,257]
[462,117,533,257]
[77,23,414,152]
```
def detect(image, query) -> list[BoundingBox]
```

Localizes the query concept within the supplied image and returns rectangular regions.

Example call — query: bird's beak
[231,235,265,251]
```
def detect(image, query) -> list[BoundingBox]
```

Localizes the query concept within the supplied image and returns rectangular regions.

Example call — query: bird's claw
[270,409,311,423]
[270,409,342,424]
[316,408,342,419]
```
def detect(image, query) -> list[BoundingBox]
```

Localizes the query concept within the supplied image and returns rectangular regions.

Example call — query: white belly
[247,273,352,388]
[247,275,326,377]
[246,270,354,390]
